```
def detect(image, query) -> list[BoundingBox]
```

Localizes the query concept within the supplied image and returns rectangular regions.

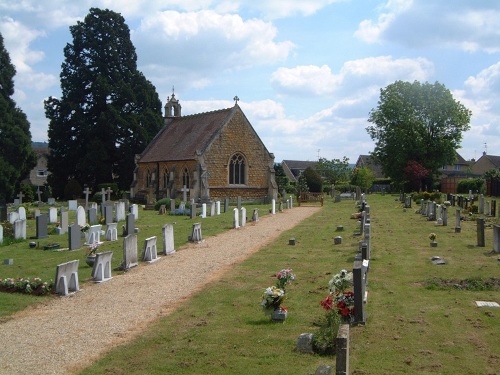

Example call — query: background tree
[296,173,309,196]
[316,157,351,185]
[366,80,471,191]
[45,8,163,198]
[0,33,36,201]
[274,163,292,197]
[351,166,375,192]
[303,167,323,192]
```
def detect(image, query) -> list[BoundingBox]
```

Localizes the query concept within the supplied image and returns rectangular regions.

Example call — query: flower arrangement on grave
[429,233,437,241]
[275,268,296,291]
[86,242,101,256]
[261,286,286,315]
[325,269,355,321]
[80,224,90,233]
[0,277,53,296]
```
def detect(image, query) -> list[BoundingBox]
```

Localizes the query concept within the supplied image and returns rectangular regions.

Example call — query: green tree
[296,173,309,196]
[0,33,36,201]
[366,81,471,191]
[303,167,323,192]
[45,8,163,198]
[316,157,351,185]
[351,166,375,192]
[274,163,292,196]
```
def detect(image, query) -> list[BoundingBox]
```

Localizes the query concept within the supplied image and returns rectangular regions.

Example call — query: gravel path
[0,207,320,375]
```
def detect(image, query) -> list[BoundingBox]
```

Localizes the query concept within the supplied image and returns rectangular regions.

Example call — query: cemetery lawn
[78,195,498,375]
[1,196,499,374]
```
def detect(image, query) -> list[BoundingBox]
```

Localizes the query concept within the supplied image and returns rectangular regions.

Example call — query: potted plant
[261,286,287,321]
[429,233,438,247]
[85,242,100,267]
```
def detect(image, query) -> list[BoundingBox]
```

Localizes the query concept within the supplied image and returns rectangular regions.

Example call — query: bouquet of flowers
[261,286,285,314]
[275,268,296,290]
[328,269,352,294]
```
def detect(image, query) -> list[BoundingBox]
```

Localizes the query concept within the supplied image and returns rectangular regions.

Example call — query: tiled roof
[282,160,318,171]
[486,155,500,167]
[356,155,385,178]
[138,107,234,163]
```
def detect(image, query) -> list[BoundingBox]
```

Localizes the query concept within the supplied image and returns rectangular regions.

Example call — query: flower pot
[29,242,36,249]
[430,241,438,247]
[271,308,288,322]
[86,255,96,267]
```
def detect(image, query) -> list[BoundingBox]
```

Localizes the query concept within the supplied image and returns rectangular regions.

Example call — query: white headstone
[68,200,78,211]
[76,206,86,226]
[17,207,26,220]
[8,211,19,224]
[85,224,103,245]
[241,207,246,227]
[0,224,3,244]
[14,219,26,240]
[115,201,126,222]
[162,224,175,255]
[272,199,276,215]
[105,223,118,241]
[201,203,207,219]
[233,208,240,229]
[130,204,139,220]
[49,207,58,223]
[216,201,221,215]
[92,251,113,283]
[142,236,159,263]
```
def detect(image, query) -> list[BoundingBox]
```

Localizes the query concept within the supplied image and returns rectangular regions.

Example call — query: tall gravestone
[48,207,58,223]
[36,214,49,239]
[493,224,500,254]
[241,207,246,227]
[60,211,69,235]
[18,206,26,221]
[76,206,86,226]
[252,208,259,222]
[104,205,114,224]
[216,201,221,215]
[122,234,139,270]
[68,224,81,250]
[477,218,485,247]
[130,204,139,220]
[125,213,135,236]
[233,208,240,229]
[88,207,98,225]
[190,202,197,219]
[201,203,207,219]
[115,201,126,222]
[455,208,461,233]
[0,224,3,245]
[162,224,175,255]
[224,198,229,213]
[14,219,26,240]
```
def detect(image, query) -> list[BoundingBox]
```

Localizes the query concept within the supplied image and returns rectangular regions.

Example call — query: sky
[1,0,499,164]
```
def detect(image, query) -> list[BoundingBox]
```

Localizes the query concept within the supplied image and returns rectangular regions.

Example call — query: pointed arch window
[163,168,170,188]
[229,153,246,185]
[182,167,190,188]
[146,169,152,188]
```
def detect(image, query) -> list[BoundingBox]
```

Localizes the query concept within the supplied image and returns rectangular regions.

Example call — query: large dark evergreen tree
[45,8,163,197]
[0,33,36,201]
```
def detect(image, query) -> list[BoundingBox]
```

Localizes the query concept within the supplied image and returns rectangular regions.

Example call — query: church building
[130,94,277,203]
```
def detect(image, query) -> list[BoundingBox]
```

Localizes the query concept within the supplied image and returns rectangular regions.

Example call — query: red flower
[321,295,333,311]
[341,307,350,316]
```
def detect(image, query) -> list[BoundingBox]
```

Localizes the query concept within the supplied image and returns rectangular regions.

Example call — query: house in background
[130,95,277,203]
[470,152,500,175]
[353,155,385,179]
[281,160,319,183]
[24,142,50,188]
[439,151,473,193]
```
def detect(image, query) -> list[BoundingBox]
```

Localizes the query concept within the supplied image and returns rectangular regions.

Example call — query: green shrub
[154,198,171,211]
[457,178,485,194]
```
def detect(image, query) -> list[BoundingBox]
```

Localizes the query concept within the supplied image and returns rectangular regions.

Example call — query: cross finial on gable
[233,96,239,105]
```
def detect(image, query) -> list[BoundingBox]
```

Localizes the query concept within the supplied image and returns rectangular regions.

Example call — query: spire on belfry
[164,87,182,118]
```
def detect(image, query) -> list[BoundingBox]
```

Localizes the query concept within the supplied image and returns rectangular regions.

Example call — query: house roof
[483,154,500,168]
[282,160,319,182]
[355,155,385,179]
[138,106,235,163]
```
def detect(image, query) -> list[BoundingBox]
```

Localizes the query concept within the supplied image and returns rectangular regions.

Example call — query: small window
[182,167,190,188]
[454,164,460,171]
[229,153,246,184]
[37,169,48,177]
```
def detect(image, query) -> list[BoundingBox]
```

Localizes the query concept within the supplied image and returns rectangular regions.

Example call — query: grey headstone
[190,202,197,219]
[224,197,229,213]
[36,214,49,239]
[54,260,80,295]
[0,224,3,245]
[68,224,81,250]
[88,207,98,225]
[162,224,175,255]
[60,211,69,235]
[68,200,77,211]
[296,333,314,354]
[125,213,135,236]
[122,234,138,269]
[104,205,114,224]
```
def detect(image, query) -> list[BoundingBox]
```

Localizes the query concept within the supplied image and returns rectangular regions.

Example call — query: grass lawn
[1,195,499,374]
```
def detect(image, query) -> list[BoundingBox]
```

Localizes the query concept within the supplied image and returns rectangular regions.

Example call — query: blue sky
[1,0,499,164]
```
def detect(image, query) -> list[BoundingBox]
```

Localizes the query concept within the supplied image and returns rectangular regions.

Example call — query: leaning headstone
[142,236,159,263]
[122,234,139,269]
[105,223,118,241]
[233,208,240,229]
[68,224,81,250]
[477,218,485,247]
[14,219,26,240]
[54,260,80,296]
[76,206,86,226]
[60,211,69,235]
[92,251,113,282]
[68,200,77,211]
[493,224,500,254]
[17,206,26,221]
[130,204,139,220]
[88,207,98,225]
[162,224,175,255]
[36,214,49,239]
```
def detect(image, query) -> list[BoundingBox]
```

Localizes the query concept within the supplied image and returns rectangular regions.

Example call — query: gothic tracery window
[229,153,246,184]
[182,167,190,188]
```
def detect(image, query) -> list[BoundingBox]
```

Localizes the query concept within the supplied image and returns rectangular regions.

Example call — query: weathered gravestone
[105,223,118,241]
[104,204,113,224]
[271,199,276,215]
[0,224,3,245]
[115,201,126,222]
[210,201,215,217]
[68,200,77,211]
[224,198,229,213]
[455,208,461,233]
[48,207,57,223]
[54,260,80,296]
[170,199,176,213]
[493,224,500,254]
[36,214,49,239]
[189,223,202,242]
[18,206,26,221]
[252,208,259,222]
[233,208,239,229]
[122,234,139,270]
[92,251,113,282]
[353,259,369,325]
[88,207,98,225]
[477,218,485,247]
[162,224,175,255]
[142,236,159,263]
[14,219,26,240]
[125,213,135,236]
[68,224,81,250]
[130,204,139,220]
[60,211,69,235]
[190,202,197,219]
[76,206,86,226]
[8,211,19,224]
[241,207,247,227]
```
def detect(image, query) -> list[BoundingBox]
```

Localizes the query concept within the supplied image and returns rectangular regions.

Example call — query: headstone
[353,259,368,324]
[68,200,77,211]
[105,223,118,241]
[216,200,221,215]
[47,207,57,223]
[13,199,20,206]
[32,209,40,219]
[83,187,92,210]
[336,325,350,375]
[8,211,19,224]
[224,198,229,213]
[130,204,139,220]
[201,203,207,219]
[92,251,113,282]
[210,201,215,217]
[189,223,202,242]
[104,204,114,224]
[125,213,135,236]
[296,333,314,354]
[492,200,497,218]
[142,236,159,263]
[14,219,26,240]
[17,206,26,221]
[170,199,176,213]
[0,224,3,245]
[115,201,126,222]
[237,196,242,210]
[88,207,98,225]
[479,194,485,214]
[16,191,24,205]
[289,195,293,208]
[279,201,284,212]
[241,207,246,227]
[190,202,197,219]
[68,224,81,250]
[436,205,443,225]
[252,208,259,222]
[0,203,7,222]
[76,206,86,226]
[181,184,188,202]
[122,234,139,269]
[84,224,103,245]
[477,218,485,247]
[455,208,461,233]
[47,198,55,205]
[442,206,448,226]
[233,208,240,229]
[54,260,80,296]
[36,214,49,239]
[60,211,69,235]
[162,224,175,255]
[271,199,276,215]
[493,224,500,254]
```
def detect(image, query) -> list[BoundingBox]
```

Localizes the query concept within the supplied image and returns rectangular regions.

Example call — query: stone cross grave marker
[105,186,113,201]
[17,191,24,205]
[180,185,188,202]
[83,187,92,210]
[36,185,42,204]
[130,204,139,220]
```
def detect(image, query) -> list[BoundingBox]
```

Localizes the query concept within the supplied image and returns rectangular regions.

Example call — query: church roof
[138,107,235,163]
